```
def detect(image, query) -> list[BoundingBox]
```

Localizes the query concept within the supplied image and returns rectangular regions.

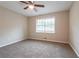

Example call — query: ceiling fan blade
[34,4,44,7]
[20,1,29,4]
[28,1,33,4]
[24,6,29,9]
[34,8,37,12]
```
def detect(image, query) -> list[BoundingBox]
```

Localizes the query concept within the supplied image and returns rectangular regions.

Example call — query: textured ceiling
[0,1,73,16]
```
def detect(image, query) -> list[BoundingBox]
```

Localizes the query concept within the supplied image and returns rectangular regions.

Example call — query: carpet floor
[0,39,77,58]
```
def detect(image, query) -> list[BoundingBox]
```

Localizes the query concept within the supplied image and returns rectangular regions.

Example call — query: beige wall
[0,6,28,47]
[69,2,79,57]
[0,4,70,47]
[28,11,69,43]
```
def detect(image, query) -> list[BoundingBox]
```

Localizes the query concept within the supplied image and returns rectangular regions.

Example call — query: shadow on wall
[0,6,27,47]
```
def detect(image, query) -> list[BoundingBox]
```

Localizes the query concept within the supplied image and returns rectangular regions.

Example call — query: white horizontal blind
[36,15,55,33]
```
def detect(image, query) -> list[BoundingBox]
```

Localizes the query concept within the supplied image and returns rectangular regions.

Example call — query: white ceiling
[0,1,73,16]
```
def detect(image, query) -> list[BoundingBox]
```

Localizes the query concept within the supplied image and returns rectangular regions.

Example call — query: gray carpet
[0,39,77,58]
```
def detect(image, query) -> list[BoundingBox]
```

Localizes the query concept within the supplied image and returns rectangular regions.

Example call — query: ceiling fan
[20,1,45,12]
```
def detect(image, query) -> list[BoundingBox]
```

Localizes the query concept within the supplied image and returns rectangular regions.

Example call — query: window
[36,17,55,33]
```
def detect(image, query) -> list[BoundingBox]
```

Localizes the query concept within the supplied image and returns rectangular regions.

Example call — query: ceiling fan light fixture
[20,1,45,12]
[29,5,34,9]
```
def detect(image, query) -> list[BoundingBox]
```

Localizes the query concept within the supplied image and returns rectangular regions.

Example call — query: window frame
[36,17,55,33]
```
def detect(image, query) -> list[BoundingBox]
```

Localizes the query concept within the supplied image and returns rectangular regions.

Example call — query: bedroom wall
[69,2,79,57]
[0,6,28,47]
[28,11,69,43]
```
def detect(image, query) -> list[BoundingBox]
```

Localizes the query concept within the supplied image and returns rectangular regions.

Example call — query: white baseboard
[0,39,26,48]
[69,42,79,57]
[28,38,68,44]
